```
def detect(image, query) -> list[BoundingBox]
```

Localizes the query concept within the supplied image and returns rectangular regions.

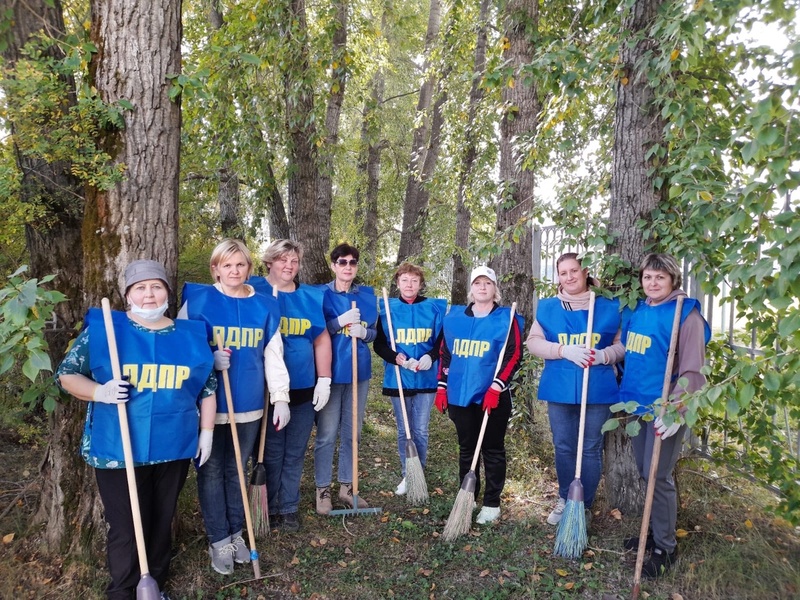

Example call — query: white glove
[213,349,231,371]
[590,348,607,366]
[93,379,132,404]
[654,415,683,439]
[349,323,367,339]
[313,377,331,412]
[561,344,593,368]
[195,429,213,467]
[416,354,433,371]
[402,358,419,371]
[337,308,361,328]
[273,401,291,431]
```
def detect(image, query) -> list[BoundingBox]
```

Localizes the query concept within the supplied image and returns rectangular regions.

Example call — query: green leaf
[763,371,781,392]
[624,420,641,438]
[601,418,620,433]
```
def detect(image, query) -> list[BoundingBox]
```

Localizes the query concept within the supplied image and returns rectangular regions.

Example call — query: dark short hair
[330,243,360,263]
[639,253,682,289]
[556,252,599,287]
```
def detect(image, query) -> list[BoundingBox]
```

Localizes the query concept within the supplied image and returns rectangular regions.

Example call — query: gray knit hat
[124,259,170,293]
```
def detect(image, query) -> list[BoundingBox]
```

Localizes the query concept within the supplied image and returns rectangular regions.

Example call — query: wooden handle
[382,288,413,440]
[350,301,359,495]
[215,333,260,578]
[632,295,684,596]
[574,290,596,479]
[101,298,151,576]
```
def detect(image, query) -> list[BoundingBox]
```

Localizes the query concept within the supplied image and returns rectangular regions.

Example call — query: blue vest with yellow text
[86,309,213,465]
[249,277,326,390]
[443,306,522,407]
[619,297,710,414]
[181,283,279,413]
[380,298,447,391]
[322,285,377,383]
[536,297,620,405]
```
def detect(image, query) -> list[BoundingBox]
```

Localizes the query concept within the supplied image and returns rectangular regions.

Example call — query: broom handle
[381,288,413,441]
[468,302,517,473]
[350,301,359,497]
[632,295,684,598]
[215,333,261,579]
[100,299,151,577]
[255,285,278,464]
[573,291,596,479]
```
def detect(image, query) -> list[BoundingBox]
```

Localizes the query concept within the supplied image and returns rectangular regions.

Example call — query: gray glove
[416,354,433,371]
[93,379,132,404]
[654,415,683,439]
[402,358,419,370]
[337,307,361,328]
[273,401,291,430]
[561,344,593,368]
[213,349,231,371]
[349,323,367,339]
[195,429,213,466]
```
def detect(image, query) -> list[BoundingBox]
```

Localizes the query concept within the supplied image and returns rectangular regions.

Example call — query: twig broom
[441,302,516,542]
[554,290,596,559]
[249,393,270,538]
[632,296,684,599]
[381,288,428,505]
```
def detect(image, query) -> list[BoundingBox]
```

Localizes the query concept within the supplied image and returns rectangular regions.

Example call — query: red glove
[482,385,501,413]
[435,388,448,413]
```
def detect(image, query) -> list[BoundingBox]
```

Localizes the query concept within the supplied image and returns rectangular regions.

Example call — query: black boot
[641,546,678,578]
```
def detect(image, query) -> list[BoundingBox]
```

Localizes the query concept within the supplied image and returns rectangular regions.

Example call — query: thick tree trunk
[356,69,385,271]
[263,160,290,240]
[451,0,490,306]
[492,0,538,326]
[396,0,442,264]
[2,0,95,553]
[218,164,242,239]
[605,0,668,516]
[85,0,182,306]
[283,0,329,283]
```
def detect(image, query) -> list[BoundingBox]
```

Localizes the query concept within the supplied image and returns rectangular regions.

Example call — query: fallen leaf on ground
[338,561,348,567]
[290,583,301,594]
[3,533,14,544]
[564,582,575,590]
[610,508,623,520]
[671,593,684,600]
[583,562,593,570]
[556,568,569,577]
[479,569,490,577]
[290,556,300,565]
[676,529,688,538]
[745,519,753,528]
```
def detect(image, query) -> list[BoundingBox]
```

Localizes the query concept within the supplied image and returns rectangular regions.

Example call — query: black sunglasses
[335,259,358,267]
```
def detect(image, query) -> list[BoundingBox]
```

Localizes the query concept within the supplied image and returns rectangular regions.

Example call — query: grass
[1,375,798,599]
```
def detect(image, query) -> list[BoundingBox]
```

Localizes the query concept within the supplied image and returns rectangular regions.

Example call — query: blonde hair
[467,279,502,304]
[209,239,253,281]
[262,239,304,270]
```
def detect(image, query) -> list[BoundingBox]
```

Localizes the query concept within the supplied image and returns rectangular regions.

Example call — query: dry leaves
[3,533,14,544]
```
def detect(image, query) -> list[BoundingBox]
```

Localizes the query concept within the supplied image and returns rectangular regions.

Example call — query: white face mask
[128,298,169,322]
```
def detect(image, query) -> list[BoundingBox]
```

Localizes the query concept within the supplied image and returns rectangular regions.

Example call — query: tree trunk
[263,160,290,240]
[451,0,490,306]
[218,163,242,239]
[604,0,668,516]
[356,69,385,271]
[492,0,538,327]
[283,0,329,283]
[396,0,442,264]
[2,0,96,553]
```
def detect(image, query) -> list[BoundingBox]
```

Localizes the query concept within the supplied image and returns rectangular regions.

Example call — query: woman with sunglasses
[313,243,378,514]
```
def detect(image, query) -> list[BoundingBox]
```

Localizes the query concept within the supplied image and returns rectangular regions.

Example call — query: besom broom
[381,288,428,505]
[441,302,516,542]
[553,290,596,559]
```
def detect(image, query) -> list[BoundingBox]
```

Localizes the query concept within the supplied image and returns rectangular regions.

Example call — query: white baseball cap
[469,265,497,285]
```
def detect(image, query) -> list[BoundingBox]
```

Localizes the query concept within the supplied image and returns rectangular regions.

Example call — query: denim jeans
[265,400,315,515]
[314,380,369,487]
[197,419,261,544]
[390,392,435,476]
[547,402,612,508]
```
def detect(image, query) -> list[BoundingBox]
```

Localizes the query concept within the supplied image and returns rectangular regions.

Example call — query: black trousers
[95,460,190,599]
[447,393,511,507]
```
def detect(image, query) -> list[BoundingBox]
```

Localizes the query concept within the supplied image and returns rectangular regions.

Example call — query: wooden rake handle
[350,301,360,496]
[381,288,413,440]
[574,290,596,479]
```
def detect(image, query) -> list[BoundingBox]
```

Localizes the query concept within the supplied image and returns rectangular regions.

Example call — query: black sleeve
[437,333,451,387]
[373,315,399,363]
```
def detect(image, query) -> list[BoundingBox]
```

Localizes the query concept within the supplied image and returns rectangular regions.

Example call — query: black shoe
[279,512,300,532]
[641,546,677,579]
[623,533,655,551]
[269,514,282,531]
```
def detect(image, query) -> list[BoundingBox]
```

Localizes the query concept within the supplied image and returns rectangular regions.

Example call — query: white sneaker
[476,506,501,524]
[395,478,407,495]
[209,537,235,575]
[547,498,566,525]
[230,531,251,564]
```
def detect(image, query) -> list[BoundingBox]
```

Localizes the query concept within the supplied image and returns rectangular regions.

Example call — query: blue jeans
[390,392,434,476]
[547,402,611,508]
[197,419,260,544]
[314,380,369,487]
[265,400,315,515]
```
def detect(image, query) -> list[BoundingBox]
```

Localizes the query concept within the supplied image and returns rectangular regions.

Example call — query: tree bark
[396,0,442,264]
[451,0,490,306]
[605,0,668,516]
[263,160,290,240]
[283,0,329,283]
[218,163,242,239]
[356,69,385,271]
[492,0,538,326]
[2,0,96,553]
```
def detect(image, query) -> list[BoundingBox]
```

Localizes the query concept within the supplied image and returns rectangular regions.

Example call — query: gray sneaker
[231,531,251,564]
[547,498,566,525]
[209,536,235,575]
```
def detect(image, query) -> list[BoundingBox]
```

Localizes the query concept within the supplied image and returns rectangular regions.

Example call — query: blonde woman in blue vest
[179,239,290,575]
[57,260,217,599]
[526,253,624,527]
